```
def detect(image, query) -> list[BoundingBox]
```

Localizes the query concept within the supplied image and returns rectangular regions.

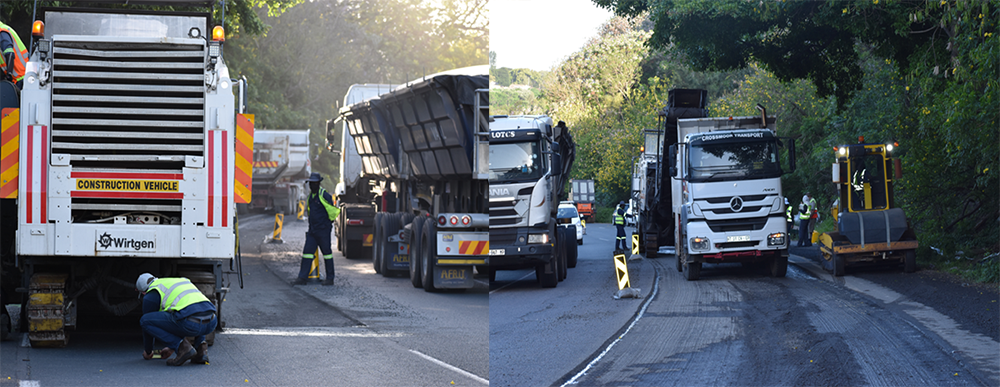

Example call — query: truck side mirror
[668,144,678,178]
[893,158,902,179]
[550,142,562,175]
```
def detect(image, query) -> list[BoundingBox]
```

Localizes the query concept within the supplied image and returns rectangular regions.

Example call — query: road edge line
[408,349,489,385]
[560,262,661,386]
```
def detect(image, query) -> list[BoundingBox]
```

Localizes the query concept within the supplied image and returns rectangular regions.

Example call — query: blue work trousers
[303,227,333,256]
[140,311,217,350]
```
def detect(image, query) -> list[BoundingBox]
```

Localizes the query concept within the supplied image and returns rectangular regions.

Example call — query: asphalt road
[0,213,489,387]
[488,223,999,387]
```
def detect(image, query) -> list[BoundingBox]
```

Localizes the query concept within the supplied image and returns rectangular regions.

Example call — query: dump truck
[818,139,918,275]
[570,179,595,221]
[488,115,577,287]
[634,89,795,280]
[333,67,489,291]
[249,130,310,214]
[328,84,396,259]
[0,1,250,346]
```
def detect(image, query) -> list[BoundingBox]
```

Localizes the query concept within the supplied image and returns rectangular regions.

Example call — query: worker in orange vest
[0,21,28,88]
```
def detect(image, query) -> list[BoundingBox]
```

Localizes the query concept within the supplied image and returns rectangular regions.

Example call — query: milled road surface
[489,224,999,387]
[0,213,489,387]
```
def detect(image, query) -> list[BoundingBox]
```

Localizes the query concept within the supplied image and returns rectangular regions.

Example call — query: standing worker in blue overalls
[294,173,341,286]
[613,201,627,251]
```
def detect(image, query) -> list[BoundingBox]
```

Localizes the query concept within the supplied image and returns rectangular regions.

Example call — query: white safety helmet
[136,273,157,292]
[784,198,789,205]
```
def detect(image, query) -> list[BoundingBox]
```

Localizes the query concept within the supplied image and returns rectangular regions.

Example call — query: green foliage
[490,88,545,115]
[225,0,487,185]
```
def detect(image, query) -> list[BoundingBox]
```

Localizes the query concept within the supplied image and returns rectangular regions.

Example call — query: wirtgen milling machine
[819,138,918,276]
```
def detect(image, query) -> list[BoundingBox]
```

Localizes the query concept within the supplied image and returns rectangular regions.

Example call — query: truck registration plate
[489,249,505,256]
[726,235,751,242]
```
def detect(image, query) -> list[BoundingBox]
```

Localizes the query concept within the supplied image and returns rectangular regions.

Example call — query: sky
[490,0,614,71]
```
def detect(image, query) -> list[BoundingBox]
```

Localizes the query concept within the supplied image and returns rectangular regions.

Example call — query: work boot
[322,259,335,286]
[294,258,312,285]
[190,341,209,365]
[166,339,195,366]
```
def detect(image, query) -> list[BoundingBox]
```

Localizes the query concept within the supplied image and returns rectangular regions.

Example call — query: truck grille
[50,40,206,220]
[50,40,206,170]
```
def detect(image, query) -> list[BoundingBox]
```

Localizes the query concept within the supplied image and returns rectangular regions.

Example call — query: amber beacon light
[212,26,225,41]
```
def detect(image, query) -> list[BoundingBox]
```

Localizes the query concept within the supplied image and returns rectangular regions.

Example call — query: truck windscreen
[688,139,780,182]
[489,142,543,183]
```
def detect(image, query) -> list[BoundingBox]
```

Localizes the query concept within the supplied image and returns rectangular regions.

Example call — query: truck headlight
[767,233,786,246]
[690,237,710,251]
[528,234,549,244]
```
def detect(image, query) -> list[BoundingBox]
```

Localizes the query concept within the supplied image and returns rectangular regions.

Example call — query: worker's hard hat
[307,173,323,182]
[802,195,809,204]
[136,273,157,292]
[784,198,789,205]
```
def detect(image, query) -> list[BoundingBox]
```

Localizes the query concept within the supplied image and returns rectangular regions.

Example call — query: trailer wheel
[833,253,845,277]
[380,214,399,276]
[420,222,438,292]
[903,250,916,273]
[770,255,788,278]
[372,213,384,274]
[409,216,426,288]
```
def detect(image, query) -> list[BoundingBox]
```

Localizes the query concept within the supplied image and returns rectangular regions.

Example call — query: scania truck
[488,115,576,287]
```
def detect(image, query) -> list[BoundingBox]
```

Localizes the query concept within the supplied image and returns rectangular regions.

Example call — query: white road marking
[562,266,660,386]
[488,271,535,295]
[20,333,29,348]
[409,349,489,385]
[224,327,405,338]
[20,381,40,387]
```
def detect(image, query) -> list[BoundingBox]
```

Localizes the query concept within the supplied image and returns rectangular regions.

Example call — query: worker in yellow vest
[0,21,27,87]
[136,273,216,366]
[294,173,341,285]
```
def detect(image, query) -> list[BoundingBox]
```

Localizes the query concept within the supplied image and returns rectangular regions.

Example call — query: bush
[594,206,616,224]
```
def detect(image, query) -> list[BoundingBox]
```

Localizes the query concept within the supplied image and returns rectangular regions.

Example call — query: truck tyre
[833,253,845,277]
[556,230,567,282]
[372,213,384,274]
[770,255,788,277]
[536,261,558,288]
[420,222,439,292]
[683,260,701,281]
[1,306,10,341]
[903,250,916,273]
[409,216,426,288]
[566,227,578,268]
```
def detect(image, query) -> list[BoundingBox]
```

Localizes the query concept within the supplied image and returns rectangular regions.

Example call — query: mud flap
[433,265,474,289]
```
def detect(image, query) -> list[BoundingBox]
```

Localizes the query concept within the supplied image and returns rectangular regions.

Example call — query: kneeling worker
[136,273,216,366]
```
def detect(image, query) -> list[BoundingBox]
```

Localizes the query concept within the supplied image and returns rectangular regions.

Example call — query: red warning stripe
[459,240,489,255]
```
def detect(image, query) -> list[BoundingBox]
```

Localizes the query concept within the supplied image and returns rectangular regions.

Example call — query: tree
[592,0,992,109]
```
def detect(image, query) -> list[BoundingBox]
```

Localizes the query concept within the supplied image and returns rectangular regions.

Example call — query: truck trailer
[634,89,794,280]
[328,84,396,259]
[488,115,577,287]
[332,67,489,291]
[570,179,595,221]
[250,130,310,215]
[0,1,250,346]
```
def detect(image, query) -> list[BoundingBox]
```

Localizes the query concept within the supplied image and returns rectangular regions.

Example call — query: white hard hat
[802,195,809,204]
[136,273,157,292]
[784,198,789,205]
